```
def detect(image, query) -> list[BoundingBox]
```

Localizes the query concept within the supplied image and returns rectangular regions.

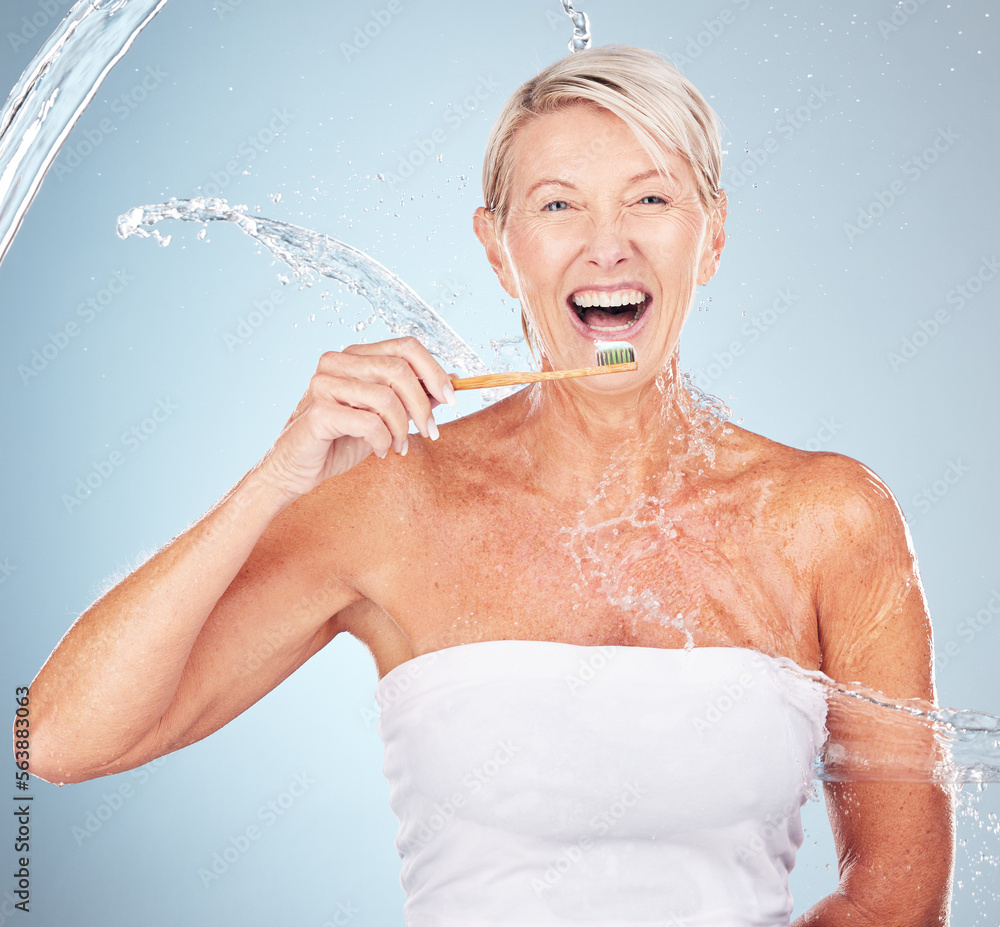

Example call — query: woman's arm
[790,453,955,927]
[22,338,454,785]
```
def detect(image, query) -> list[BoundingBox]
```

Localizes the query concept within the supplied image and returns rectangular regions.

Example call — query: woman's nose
[582,215,632,270]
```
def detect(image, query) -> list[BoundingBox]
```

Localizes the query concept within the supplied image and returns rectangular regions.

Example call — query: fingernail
[376,447,388,459]
[442,381,458,407]
[426,416,440,441]
[400,439,408,456]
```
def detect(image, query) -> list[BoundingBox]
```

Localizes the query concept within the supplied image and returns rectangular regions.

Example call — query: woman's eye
[639,195,667,205]
[543,201,569,212]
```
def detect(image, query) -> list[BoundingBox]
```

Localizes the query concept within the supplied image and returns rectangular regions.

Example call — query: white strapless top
[375,641,828,927]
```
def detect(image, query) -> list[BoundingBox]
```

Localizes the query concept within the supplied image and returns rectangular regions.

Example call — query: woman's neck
[510,353,727,507]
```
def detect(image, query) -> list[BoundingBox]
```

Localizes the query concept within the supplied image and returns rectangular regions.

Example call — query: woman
[26,46,953,925]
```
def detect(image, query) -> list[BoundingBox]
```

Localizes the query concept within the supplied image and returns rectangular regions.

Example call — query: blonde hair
[480,45,725,356]
[482,45,724,232]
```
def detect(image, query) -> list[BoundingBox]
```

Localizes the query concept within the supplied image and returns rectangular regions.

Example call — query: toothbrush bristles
[596,343,636,367]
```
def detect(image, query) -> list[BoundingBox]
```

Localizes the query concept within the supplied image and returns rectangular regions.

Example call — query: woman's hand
[256,337,458,502]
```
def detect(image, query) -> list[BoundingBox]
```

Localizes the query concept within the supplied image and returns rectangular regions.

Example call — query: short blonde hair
[481,45,725,356]
[482,44,724,233]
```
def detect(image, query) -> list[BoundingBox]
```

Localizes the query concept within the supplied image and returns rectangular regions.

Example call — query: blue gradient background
[1,0,998,924]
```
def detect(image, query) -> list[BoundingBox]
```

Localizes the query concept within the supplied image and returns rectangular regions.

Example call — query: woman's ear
[697,190,727,287]
[473,207,519,298]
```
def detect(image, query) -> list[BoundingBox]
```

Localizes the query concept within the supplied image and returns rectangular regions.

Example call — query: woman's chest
[360,484,821,672]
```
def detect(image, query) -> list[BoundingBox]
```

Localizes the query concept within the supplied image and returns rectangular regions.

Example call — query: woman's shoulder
[304,395,518,514]
[723,422,906,540]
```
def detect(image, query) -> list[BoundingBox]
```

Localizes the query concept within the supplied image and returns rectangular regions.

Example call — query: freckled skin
[332,106,821,672]
[317,106,953,925]
[333,391,821,672]
[27,103,952,924]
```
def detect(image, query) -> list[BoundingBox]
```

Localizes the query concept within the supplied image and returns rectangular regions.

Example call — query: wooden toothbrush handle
[450,361,637,391]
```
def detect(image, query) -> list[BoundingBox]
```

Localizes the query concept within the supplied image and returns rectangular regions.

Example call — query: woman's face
[476,103,725,387]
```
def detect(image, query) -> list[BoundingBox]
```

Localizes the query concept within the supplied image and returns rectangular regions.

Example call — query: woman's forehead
[507,109,695,194]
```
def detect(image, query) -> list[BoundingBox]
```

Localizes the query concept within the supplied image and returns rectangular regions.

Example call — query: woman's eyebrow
[627,169,663,185]
[526,170,670,197]
[526,178,578,196]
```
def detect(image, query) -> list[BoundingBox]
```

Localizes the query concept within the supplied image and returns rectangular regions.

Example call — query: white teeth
[571,288,647,308]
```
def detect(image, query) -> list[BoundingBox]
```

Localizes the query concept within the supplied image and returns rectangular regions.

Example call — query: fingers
[263,338,460,499]
[343,337,458,410]
[308,374,410,456]
[332,338,457,440]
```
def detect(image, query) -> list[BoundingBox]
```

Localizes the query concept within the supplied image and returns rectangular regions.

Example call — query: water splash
[559,0,592,53]
[793,661,1000,784]
[677,369,732,469]
[116,196,491,378]
[0,0,170,267]
[561,492,693,644]
[113,203,1000,785]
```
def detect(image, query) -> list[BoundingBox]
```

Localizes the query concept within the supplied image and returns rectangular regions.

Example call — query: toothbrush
[449,342,636,391]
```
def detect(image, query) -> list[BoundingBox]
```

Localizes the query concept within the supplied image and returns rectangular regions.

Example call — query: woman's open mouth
[568,288,650,333]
